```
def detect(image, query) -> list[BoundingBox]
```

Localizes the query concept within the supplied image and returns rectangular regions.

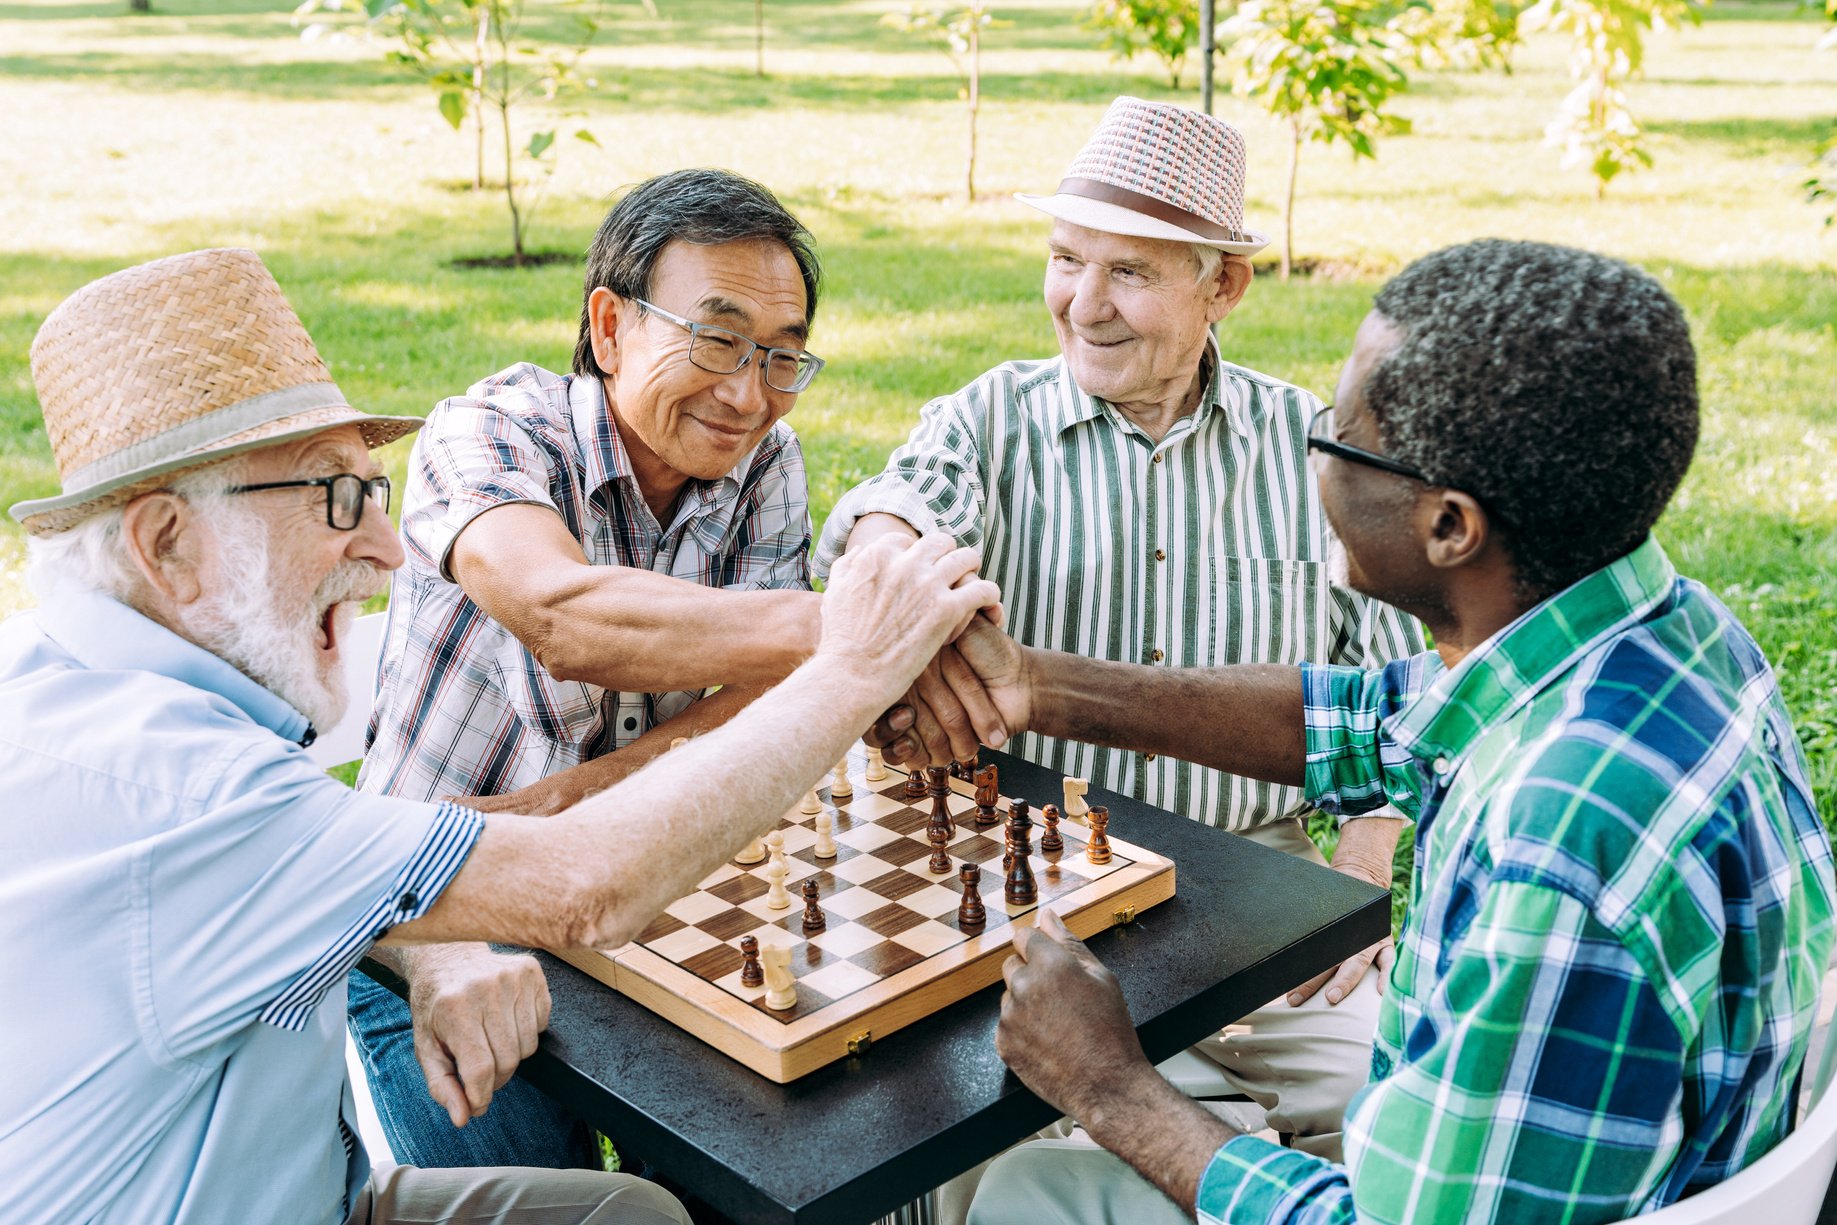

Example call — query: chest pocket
[1213,556,1332,668]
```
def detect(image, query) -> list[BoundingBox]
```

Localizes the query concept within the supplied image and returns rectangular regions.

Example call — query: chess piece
[801,879,827,933]
[957,863,986,929]
[949,750,978,780]
[761,944,796,1011]
[764,839,791,909]
[739,934,764,988]
[1004,802,1038,905]
[865,746,888,781]
[903,767,927,800]
[766,829,785,858]
[1062,777,1090,823]
[1041,803,1064,853]
[734,833,767,865]
[799,786,822,815]
[928,816,953,875]
[830,759,854,799]
[973,765,1000,827]
[1086,806,1112,865]
[927,765,955,841]
[813,810,837,859]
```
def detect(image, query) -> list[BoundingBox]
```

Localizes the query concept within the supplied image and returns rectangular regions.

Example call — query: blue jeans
[346,968,599,1170]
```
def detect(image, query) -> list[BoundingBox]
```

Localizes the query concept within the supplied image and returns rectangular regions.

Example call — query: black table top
[510,750,1389,1225]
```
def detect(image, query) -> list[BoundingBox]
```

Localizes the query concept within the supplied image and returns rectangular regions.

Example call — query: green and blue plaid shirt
[1198,537,1835,1223]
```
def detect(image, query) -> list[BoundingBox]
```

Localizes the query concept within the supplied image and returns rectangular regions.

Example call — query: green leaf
[574,128,600,147]
[527,129,555,158]
[365,0,402,16]
[437,89,466,129]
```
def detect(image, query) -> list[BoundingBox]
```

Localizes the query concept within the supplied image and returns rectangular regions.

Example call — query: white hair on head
[1192,242,1225,285]
[25,460,246,604]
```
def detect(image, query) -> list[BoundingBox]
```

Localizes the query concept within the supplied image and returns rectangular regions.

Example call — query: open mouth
[317,602,347,656]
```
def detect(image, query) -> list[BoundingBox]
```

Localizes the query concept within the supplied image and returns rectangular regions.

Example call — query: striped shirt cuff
[813,480,951,580]
[259,802,486,1031]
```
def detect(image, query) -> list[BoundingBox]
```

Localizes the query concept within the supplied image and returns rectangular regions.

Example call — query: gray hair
[1193,242,1225,285]
[573,168,822,379]
[25,459,246,604]
[1366,239,1698,599]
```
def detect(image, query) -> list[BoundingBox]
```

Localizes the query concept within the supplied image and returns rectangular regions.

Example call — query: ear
[1422,490,1489,571]
[587,287,627,377]
[121,491,207,607]
[1206,255,1254,324]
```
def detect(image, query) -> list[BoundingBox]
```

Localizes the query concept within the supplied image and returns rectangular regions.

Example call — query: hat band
[1056,177,1242,243]
[58,382,346,494]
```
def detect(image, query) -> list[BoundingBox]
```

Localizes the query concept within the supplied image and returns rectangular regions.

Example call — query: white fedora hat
[1018,96,1269,255]
[13,248,422,536]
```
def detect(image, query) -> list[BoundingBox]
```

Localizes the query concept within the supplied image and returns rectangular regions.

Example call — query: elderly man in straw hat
[816,96,1424,1208]
[0,248,1000,1225]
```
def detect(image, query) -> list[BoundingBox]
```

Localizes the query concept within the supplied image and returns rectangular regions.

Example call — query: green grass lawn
[2,0,1834,852]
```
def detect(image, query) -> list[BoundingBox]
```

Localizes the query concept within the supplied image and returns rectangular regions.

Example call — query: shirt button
[1145,753,1157,762]
[1152,454,1163,465]
[398,891,418,911]
[1432,756,1451,775]
[623,716,638,732]
[1151,649,1165,662]
[1154,549,1166,562]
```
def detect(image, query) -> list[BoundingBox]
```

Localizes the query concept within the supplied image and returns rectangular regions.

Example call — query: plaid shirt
[360,363,812,802]
[814,343,1423,831]
[1199,537,1836,1224]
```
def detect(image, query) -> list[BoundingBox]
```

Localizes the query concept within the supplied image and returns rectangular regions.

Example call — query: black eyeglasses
[634,298,826,394]
[1306,407,1428,481]
[228,473,392,530]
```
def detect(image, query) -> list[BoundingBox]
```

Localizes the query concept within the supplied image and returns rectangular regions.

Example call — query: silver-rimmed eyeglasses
[634,298,825,394]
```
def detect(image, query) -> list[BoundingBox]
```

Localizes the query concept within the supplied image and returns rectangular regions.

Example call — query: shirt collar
[567,372,758,508]
[39,588,313,743]
[1388,535,1679,769]
[1052,333,1249,440]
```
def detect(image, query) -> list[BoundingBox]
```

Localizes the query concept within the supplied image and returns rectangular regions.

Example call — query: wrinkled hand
[995,909,1151,1124]
[407,945,551,1127]
[820,534,1002,704]
[1286,819,1401,1007]
[870,613,1033,768]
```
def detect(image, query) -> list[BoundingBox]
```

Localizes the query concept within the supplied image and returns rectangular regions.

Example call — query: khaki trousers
[936,817,1383,1225]
[345,1165,693,1225]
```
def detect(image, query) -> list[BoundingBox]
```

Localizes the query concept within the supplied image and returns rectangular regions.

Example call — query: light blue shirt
[0,590,483,1225]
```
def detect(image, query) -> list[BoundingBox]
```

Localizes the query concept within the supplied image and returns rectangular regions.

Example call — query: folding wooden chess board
[553,750,1176,1082]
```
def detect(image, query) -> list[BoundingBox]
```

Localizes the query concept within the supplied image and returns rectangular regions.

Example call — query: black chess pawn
[957,863,986,928]
[927,819,953,875]
[801,879,827,933]
[1040,803,1064,853]
[739,934,764,988]
[1087,805,1112,865]
[903,767,927,800]
[1005,801,1038,905]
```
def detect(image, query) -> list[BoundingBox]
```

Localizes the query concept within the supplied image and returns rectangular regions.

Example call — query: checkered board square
[553,750,1176,1083]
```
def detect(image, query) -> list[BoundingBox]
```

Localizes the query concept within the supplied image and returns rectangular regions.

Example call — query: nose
[714,356,773,418]
[352,489,405,572]
[1067,264,1115,330]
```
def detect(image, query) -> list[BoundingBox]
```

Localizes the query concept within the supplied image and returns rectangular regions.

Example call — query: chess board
[553,750,1176,1082]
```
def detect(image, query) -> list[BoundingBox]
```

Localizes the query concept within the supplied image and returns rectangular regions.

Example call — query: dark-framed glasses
[229,473,392,530]
[634,298,825,394]
[1306,406,1429,481]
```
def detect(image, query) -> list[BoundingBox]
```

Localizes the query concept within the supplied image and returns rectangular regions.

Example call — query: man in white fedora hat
[0,247,1000,1225]
[815,96,1424,1209]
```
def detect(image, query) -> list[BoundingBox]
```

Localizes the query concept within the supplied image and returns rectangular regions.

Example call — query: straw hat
[12,248,422,536]
[1018,96,1269,255]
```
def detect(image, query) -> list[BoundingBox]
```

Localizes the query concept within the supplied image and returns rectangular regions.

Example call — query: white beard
[179,503,381,736]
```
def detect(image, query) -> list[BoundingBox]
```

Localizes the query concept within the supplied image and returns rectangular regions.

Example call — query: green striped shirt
[814,344,1424,831]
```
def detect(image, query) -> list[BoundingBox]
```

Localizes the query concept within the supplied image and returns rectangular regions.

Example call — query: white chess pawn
[864,746,888,781]
[813,811,837,859]
[734,832,767,865]
[764,855,791,910]
[799,785,822,815]
[830,759,853,799]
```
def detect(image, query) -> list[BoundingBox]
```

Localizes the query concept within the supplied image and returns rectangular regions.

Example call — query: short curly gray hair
[1366,240,1698,599]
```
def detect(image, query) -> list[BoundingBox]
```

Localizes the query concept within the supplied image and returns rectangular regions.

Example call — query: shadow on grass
[1645,113,1837,152]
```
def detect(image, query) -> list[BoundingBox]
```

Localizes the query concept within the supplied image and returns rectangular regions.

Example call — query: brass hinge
[1113,904,1137,924]
[847,1030,874,1055]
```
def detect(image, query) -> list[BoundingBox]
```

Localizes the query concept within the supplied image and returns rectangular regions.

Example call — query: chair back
[306,611,388,769]
[1618,1015,1837,1223]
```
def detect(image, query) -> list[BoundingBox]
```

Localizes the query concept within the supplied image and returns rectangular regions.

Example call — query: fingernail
[988,730,1006,747]
[1287,994,1302,1006]
[1326,989,1341,1004]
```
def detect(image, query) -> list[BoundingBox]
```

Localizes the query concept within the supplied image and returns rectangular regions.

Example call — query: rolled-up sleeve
[813,394,986,579]
[402,396,558,581]
[1301,656,1435,821]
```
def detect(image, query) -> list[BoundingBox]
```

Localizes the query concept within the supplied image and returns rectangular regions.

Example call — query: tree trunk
[128,0,150,11]
[501,99,524,262]
[1283,118,1300,280]
[472,7,488,190]
[965,27,979,203]
[755,0,765,77]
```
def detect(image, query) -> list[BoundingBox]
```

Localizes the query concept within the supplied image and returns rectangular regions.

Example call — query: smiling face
[177,425,403,730]
[595,237,810,507]
[1044,221,1236,418]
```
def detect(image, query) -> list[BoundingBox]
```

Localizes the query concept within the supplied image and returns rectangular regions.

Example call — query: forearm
[467,684,767,815]
[364,941,492,982]
[1329,814,1403,883]
[1026,649,1306,787]
[533,576,821,691]
[846,512,922,553]
[1080,1067,1238,1215]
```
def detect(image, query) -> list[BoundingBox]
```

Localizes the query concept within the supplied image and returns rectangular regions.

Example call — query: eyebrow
[299,444,379,479]
[695,294,809,345]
